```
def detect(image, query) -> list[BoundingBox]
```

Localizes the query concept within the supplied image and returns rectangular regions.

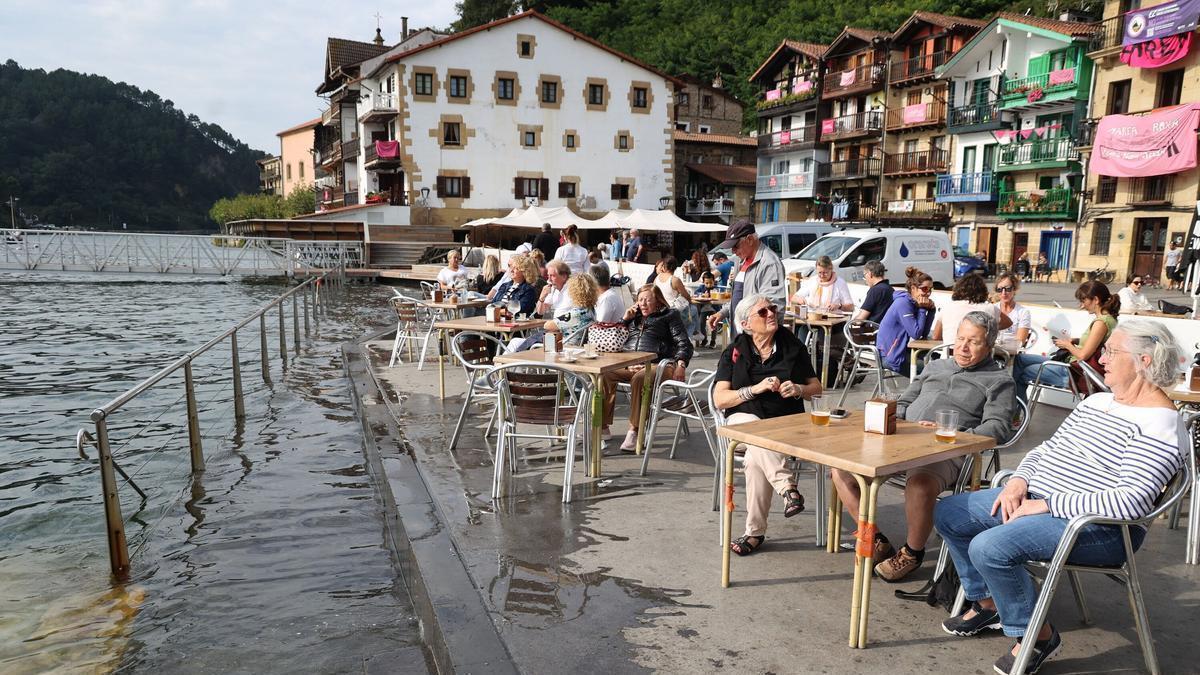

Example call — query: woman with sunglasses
[993,273,1031,346]
[877,267,937,373]
[713,294,822,556]
[1117,274,1153,312]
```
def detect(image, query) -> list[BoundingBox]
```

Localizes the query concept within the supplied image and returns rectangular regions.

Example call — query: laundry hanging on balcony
[1092,102,1200,177]
[1047,68,1075,87]
[902,104,927,125]
[839,70,857,87]
[793,80,813,94]
[1121,32,1193,68]
[992,124,1063,144]
[374,140,400,159]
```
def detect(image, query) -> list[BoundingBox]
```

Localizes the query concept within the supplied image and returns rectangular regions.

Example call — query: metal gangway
[1,228,362,277]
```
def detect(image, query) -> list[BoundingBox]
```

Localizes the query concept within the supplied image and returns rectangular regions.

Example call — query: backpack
[894,556,959,611]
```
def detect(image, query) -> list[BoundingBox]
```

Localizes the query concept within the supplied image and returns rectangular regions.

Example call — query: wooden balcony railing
[820,110,883,140]
[821,199,877,222]
[757,125,818,149]
[879,197,950,221]
[816,157,882,181]
[883,149,948,175]
[1002,70,1080,105]
[822,61,886,98]
[889,51,949,84]
[885,101,946,130]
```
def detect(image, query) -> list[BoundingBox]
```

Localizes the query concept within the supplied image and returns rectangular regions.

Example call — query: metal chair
[832,320,901,411]
[419,280,438,299]
[1024,359,1108,419]
[487,363,591,503]
[640,368,718,476]
[448,332,507,451]
[389,297,437,369]
[994,451,1193,675]
[1168,410,1200,565]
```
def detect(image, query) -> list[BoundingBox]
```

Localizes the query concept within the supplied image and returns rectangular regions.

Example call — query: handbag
[587,321,629,353]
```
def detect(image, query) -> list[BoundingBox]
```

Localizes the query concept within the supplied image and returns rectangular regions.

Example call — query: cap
[719,218,756,250]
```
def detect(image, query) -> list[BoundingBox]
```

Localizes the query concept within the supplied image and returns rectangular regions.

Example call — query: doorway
[1011,232,1029,268]
[976,226,999,265]
[1133,218,1169,279]
[1040,231,1073,279]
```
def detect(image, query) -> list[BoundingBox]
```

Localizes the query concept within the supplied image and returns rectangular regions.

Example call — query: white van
[711,221,834,261]
[782,227,955,288]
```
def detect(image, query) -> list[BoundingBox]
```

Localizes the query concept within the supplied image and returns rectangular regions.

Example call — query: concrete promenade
[349,302,1200,674]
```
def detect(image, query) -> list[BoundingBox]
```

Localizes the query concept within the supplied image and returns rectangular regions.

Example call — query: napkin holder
[486,305,501,322]
[864,398,896,435]
[1190,366,1200,391]
[432,289,444,303]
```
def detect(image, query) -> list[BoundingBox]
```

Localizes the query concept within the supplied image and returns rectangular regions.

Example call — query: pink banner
[902,104,927,125]
[765,88,782,101]
[780,130,791,144]
[1047,68,1075,86]
[375,140,400,158]
[1092,103,1200,177]
[793,80,813,94]
[839,70,857,87]
[1121,32,1193,68]
[821,118,836,135]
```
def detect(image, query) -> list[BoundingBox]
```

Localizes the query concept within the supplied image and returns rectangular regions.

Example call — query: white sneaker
[620,428,639,452]
[600,426,612,441]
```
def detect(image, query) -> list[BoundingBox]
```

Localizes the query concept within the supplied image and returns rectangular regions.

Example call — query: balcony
[885,101,946,130]
[947,101,1008,134]
[889,51,949,85]
[756,73,820,115]
[1127,175,1174,205]
[883,149,949,176]
[997,187,1078,220]
[816,157,882,182]
[878,198,950,223]
[820,199,877,223]
[822,62,886,99]
[314,141,340,169]
[936,172,998,203]
[755,171,815,200]
[1088,15,1124,54]
[1001,70,1082,109]
[363,141,402,170]
[757,125,818,151]
[683,197,734,217]
[820,110,883,141]
[342,137,360,160]
[360,93,398,123]
[996,137,1079,171]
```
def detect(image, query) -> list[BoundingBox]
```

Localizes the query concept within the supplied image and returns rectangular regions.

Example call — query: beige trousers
[728,412,796,538]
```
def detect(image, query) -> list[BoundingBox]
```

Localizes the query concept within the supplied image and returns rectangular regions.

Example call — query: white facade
[355,14,675,218]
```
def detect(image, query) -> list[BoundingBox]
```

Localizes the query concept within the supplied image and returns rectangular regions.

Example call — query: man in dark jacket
[855,260,893,324]
[602,284,693,451]
[533,222,559,260]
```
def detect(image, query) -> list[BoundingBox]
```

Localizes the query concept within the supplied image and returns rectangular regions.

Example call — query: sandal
[730,534,764,556]
[783,488,805,518]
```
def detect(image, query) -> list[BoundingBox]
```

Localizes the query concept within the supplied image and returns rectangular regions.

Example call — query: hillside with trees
[0,60,264,232]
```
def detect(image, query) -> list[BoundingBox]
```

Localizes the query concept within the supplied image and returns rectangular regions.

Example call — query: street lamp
[658,196,670,210]
[5,195,17,230]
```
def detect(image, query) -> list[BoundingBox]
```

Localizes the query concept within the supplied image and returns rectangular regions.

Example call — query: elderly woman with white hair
[934,319,1186,675]
[713,293,823,556]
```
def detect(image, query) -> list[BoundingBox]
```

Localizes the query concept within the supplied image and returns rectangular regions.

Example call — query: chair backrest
[420,280,438,299]
[391,297,422,323]
[488,363,589,427]
[921,343,954,367]
[996,397,1031,451]
[845,319,880,347]
[707,377,727,428]
[1023,327,1039,350]
[1075,360,1110,395]
[452,332,504,374]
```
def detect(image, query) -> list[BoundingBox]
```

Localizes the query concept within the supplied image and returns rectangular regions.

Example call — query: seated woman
[714,294,822,556]
[544,273,598,346]
[1117,274,1153,311]
[601,285,693,451]
[487,254,539,317]
[877,267,937,373]
[472,254,503,298]
[790,255,854,313]
[436,250,470,292]
[1012,280,1119,401]
[932,273,1011,345]
[994,273,1031,346]
[934,320,1184,675]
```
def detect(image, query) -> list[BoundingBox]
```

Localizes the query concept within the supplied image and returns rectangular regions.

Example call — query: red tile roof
[893,11,988,41]
[327,37,392,74]
[824,27,891,58]
[672,129,757,147]
[276,117,321,137]
[749,40,828,83]
[997,12,1099,37]
[685,163,757,186]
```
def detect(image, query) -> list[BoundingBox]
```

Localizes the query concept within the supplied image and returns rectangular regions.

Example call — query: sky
[0,0,459,154]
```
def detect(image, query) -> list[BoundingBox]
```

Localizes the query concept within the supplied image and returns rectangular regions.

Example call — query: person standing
[1165,241,1182,290]
[623,228,644,263]
[533,222,559,260]
[552,224,590,275]
[706,220,787,337]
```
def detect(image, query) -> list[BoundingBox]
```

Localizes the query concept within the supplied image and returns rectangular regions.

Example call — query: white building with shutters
[353,10,679,227]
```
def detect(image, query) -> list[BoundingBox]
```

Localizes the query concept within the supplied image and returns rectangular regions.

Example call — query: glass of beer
[935,410,959,443]
[811,395,830,426]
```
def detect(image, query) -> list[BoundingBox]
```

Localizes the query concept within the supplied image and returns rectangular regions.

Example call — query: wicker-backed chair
[448,332,507,451]
[389,297,437,369]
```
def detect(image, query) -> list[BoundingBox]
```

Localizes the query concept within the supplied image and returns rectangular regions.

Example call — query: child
[694,272,721,348]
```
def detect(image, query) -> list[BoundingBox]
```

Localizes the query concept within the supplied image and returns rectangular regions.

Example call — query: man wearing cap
[707,219,787,336]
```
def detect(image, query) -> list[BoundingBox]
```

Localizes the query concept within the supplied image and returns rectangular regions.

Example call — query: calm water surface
[0,272,426,673]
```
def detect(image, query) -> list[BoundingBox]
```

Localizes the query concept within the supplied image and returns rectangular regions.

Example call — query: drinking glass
[810,395,830,426]
[506,299,520,318]
[584,342,597,358]
[935,409,959,443]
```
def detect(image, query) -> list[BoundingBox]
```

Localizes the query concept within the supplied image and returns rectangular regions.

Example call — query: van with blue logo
[782,227,955,288]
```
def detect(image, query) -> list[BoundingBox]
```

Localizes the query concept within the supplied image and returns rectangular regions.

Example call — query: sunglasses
[996,286,1015,293]
[1131,280,1143,285]
[917,286,933,293]
[755,304,779,318]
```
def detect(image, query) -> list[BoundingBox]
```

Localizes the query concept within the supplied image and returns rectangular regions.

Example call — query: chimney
[402,16,409,40]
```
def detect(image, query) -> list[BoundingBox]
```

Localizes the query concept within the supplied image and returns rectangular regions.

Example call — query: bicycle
[1087,261,1115,284]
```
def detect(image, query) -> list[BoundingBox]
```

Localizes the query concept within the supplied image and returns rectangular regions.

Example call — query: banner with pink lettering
[902,104,927,125]
[1121,31,1193,68]
[1092,103,1200,177]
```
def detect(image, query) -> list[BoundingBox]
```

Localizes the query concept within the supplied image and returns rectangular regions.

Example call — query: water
[0,272,426,673]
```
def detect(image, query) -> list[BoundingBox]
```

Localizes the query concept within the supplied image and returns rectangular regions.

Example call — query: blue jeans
[934,488,1143,637]
[1013,353,1069,402]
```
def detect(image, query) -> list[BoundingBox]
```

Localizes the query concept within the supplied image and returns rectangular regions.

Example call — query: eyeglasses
[755,304,779,318]
[1131,280,1143,286]
[917,286,933,293]
[1101,346,1131,358]
[996,286,1015,293]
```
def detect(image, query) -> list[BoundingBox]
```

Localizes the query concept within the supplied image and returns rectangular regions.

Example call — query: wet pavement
[355,325,1200,674]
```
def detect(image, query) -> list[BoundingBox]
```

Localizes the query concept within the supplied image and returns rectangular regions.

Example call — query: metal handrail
[81,266,347,577]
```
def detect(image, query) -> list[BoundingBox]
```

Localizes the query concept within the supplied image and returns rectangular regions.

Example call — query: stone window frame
[610,178,636,206]
[563,129,579,152]
[412,66,439,102]
[518,124,544,150]
[583,77,610,111]
[431,114,473,150]
[513,172,548,200]
[558,175,581,199]
[436,169,471,208]
[517,34,537,59]
[446,68,474,104]
[614,130,634,152]
[538,75,562,109]
[493,70,520,106]
[628,80,654,114]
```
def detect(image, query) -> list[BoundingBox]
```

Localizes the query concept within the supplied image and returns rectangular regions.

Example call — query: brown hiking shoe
[848,531,895,566]
[874,546,922,582]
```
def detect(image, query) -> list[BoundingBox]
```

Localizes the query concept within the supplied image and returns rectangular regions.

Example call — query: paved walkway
[363,338,1200,674]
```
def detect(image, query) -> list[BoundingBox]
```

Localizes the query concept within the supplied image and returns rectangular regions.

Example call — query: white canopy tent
[616,209,728,233]
[464,206,728,233]
[461,206,593,230]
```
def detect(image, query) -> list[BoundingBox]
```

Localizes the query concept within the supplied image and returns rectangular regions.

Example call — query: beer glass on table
[810,395,830,426]
[935,410,959,443]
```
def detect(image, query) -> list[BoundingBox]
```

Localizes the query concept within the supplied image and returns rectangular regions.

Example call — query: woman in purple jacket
[876,266,936,373]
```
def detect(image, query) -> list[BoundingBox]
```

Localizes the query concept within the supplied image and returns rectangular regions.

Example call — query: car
[709,221,834,262]
[783,227,955,288]
[953,246,988,278]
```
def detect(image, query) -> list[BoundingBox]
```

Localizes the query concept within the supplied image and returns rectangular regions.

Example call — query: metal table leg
[438,329,447,400]
[848,474,884,648]
[720,439,737,588]
[821,325,834,387]
[589,373,603,477]
[635,363,656,456]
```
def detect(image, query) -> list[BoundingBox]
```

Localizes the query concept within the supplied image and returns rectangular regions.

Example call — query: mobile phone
[830,408,850,419]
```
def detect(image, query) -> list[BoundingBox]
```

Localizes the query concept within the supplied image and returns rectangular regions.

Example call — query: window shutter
[461,176,471,199]
[514,177,524,199]
[557,181,567,198]
[539,178,549,198]
[610,183,621,200]
[436,176,446,198]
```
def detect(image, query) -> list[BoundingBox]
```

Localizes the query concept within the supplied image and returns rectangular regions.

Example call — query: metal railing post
[260,313,270,382]
[231,330,245,420]
[278,302,287,362]
[303,283,311,335]
[183,361,205,472]
[93,415,130,576]
[292,292,300,353]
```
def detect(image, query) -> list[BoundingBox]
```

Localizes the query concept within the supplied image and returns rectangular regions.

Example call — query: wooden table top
[495,349,657,375]
[717,413,996,477]
[1167,381,1200,404]
[434,315,545,333]
[1129,309,1190,319]
[425,299,490,311]
[908,339,943,351]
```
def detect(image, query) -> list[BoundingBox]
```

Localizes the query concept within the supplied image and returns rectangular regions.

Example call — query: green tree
[282,184,316,218]
[451,0,516,31]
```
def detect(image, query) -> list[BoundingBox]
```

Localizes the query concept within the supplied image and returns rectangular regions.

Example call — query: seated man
[832,311,1016,582]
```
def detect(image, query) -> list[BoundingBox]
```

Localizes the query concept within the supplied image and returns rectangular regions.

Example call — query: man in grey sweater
[707,219,787,336]
[833,311,1016,582]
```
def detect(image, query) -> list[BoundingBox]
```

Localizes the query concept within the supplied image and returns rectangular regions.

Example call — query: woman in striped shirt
[933,320,1184,675]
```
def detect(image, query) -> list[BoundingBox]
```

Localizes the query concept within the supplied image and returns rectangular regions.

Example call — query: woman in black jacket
[602,284,694,451]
